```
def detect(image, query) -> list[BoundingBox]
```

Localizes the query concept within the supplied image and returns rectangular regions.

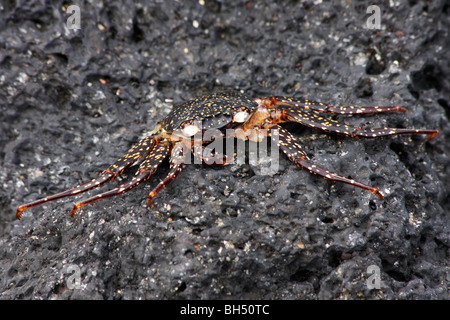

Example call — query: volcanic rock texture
[0,0,449,299]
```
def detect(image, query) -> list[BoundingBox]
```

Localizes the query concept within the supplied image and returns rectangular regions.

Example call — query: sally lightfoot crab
[15,91,438,219]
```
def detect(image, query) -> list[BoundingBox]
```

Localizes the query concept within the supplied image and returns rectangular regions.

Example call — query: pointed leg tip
[426,130,439,142]
[372,189,384,200]
[15,207,24,220]
[69,204,81,218]
[397,106,407,112]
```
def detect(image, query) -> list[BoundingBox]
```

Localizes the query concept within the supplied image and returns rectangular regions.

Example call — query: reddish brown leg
[259,96,406,114]
[15,135,158,219]
[147,142,187,207]
[273,124,383,199]
[68,142,170,217]
[276,108,438,141]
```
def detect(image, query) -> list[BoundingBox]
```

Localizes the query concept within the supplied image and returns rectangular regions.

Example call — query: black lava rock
[0,0,449,300]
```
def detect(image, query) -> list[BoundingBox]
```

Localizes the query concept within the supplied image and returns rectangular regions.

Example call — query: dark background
[0,0,448,299]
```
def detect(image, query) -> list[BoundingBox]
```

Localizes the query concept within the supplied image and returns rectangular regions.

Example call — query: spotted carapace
[16,91,438,219]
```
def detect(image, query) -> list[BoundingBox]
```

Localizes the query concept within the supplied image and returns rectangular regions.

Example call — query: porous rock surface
[0,0,448,299]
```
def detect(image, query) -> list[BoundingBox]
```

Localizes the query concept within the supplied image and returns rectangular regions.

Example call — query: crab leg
[273,108,438,141]
[147,141,188,207]
[15,135,158,219]
[259,96,406,114]
[68,141,170,217]
[271,124,384,199]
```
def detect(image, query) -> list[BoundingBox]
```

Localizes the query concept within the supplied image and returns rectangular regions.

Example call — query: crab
[15,90,438,219]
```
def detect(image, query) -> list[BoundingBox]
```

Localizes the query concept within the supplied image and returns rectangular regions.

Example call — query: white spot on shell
[233,111,250,123]
[182,125,200,136]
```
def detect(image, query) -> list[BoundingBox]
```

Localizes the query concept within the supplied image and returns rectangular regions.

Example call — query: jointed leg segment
[264,99,437,199]
[260,96,406,114]
[15,135,159,219]
[272,124,384,199]
[69,141,171,217]
[273,108,438,141]
[147,142,188,207]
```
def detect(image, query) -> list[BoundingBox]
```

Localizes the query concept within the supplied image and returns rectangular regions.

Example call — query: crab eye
[233,111,250,123]
[182,124,200,136]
